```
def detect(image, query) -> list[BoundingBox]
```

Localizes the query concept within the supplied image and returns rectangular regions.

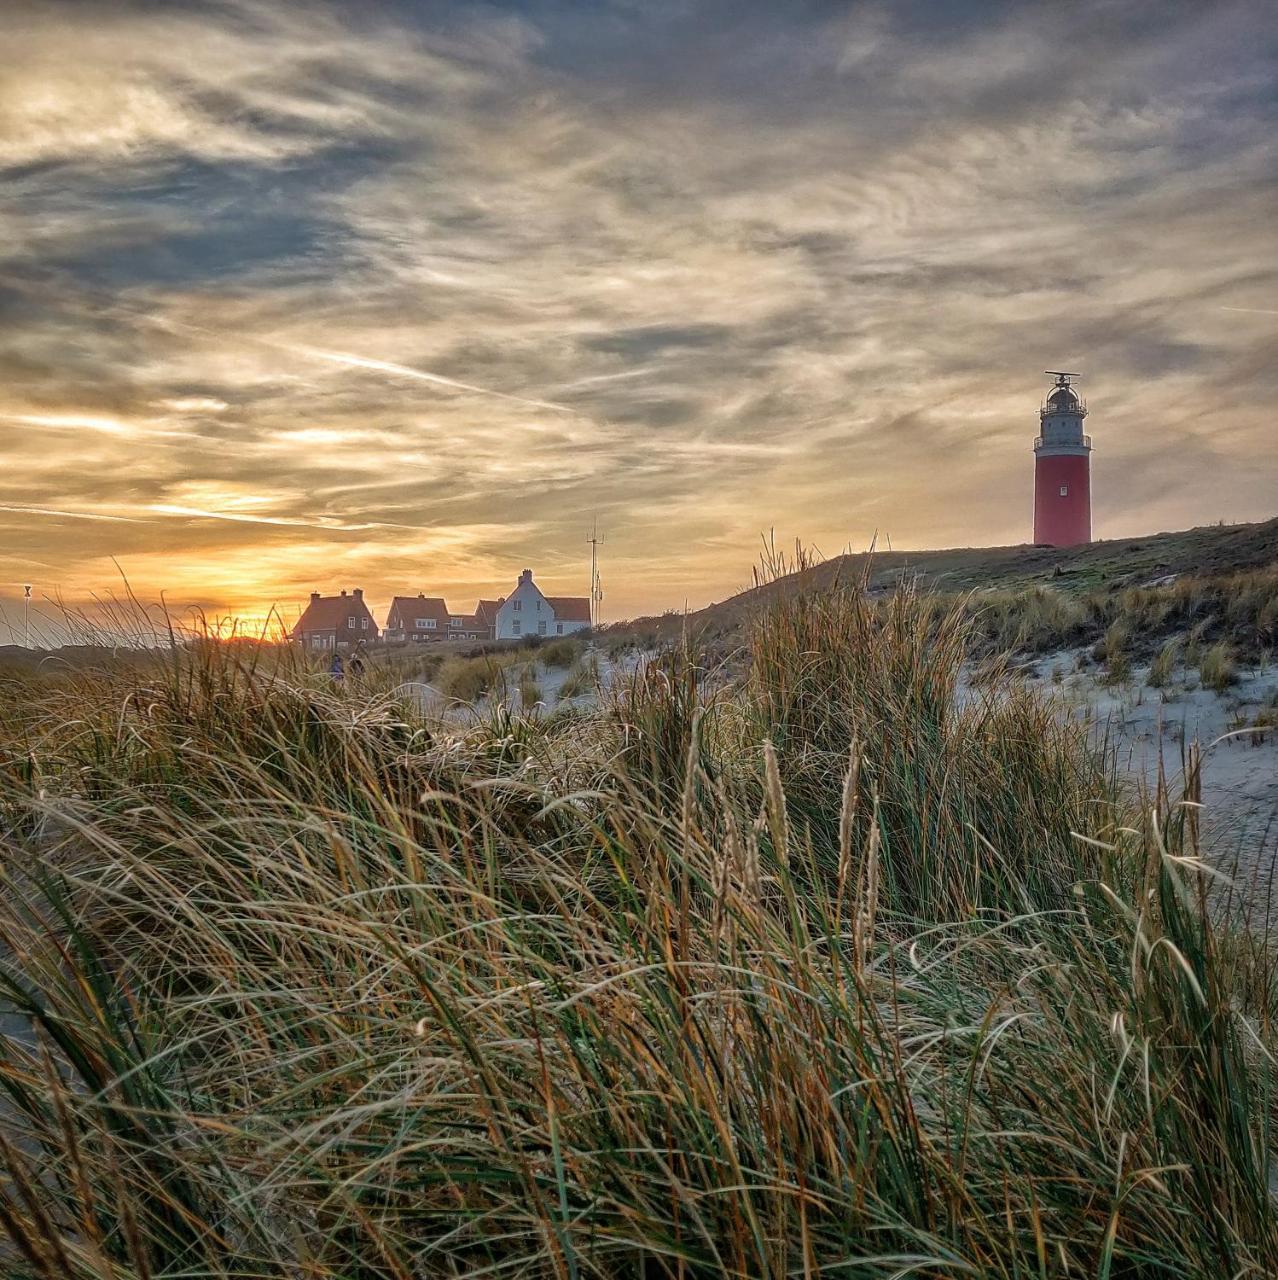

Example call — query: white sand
[1016,652,1278,922]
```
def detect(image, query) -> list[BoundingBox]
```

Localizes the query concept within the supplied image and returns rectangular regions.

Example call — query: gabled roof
[474,599,500,626]
[292,591,378,638]
[386,595,449,630]
[546,596,591,623]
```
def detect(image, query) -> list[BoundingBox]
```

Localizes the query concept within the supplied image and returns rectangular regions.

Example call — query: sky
[1,0,1275,637]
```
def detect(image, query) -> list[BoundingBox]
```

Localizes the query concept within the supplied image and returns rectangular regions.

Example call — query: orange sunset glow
[2,0,1276,642]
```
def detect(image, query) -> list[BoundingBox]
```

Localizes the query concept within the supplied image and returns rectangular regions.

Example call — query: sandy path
[1020,654,1278,925]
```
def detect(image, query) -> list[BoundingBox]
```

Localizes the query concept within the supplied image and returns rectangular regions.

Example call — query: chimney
[353,588,362,599]
[310,591,320,602]
[519,568,533,585]
[340,589,347,596]
[418,592,424,598]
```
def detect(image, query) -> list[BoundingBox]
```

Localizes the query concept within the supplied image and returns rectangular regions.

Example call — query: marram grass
[0,577,1274,1277]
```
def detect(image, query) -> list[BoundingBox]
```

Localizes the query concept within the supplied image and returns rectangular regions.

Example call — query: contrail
[148,503,424,532]
[288,344,573,413]
[141,314,582,415]
[1219,306,1278,316]
[0,503,144,523]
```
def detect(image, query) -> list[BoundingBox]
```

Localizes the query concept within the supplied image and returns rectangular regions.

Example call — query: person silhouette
[349,641,367,678]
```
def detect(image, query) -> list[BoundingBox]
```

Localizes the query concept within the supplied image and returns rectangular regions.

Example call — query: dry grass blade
[0,566,1272,1276]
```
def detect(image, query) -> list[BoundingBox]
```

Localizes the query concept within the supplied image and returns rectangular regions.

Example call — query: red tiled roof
[474,599,500,626]
[386,595,449,631]
[292,591,378,638]
[546,596,591,623]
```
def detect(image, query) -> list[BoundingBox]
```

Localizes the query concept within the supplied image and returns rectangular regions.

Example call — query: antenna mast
[586,518,604,629]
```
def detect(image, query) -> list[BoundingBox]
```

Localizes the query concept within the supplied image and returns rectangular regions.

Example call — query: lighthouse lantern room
[1033,371,1092,547]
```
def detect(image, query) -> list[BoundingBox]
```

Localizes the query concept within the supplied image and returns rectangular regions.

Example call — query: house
[474,599,501,635]
[291,589,379,650]
[446,610,491,641]
[379,574,589,646]
[384,594,497,643]
[384,595,450,643]
[494,569,591,640]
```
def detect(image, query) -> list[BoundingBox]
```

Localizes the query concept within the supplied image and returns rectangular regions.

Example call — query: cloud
[0,0,1275,622]
[2,412,138,437]
[161,396,230,413]
[0,0,478,171]
[280,343,576,414]
[0,503,144,524]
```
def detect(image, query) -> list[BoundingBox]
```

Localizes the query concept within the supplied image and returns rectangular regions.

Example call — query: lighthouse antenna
[1044,370,1082,384]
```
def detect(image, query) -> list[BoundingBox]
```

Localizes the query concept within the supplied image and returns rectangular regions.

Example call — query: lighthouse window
[1059,485,1068,497]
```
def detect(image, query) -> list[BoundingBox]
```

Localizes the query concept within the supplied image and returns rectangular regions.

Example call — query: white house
[494,569,591,641]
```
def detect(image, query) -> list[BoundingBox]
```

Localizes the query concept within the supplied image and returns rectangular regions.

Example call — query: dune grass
[1149,637,1179,689]
[518,671,543,707]
[539,637,580,669]
[559,653,599,700]
[435,649,521,702]
[961,564,1278,667]
[1200,641,1239,693]
[0,575,1274,1275]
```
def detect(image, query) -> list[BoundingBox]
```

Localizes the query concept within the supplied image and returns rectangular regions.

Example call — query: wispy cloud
[283,344,576,414]
[146,504,425,533]
[161,397,229,414]
[3,413,138,437]
[0,0,1274,620]
[0,503,145,524]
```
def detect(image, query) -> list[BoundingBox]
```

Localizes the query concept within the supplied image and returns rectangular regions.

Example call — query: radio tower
[586,518,604,629]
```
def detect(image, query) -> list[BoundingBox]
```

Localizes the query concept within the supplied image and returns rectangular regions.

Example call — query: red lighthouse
[1033,371,1092,547]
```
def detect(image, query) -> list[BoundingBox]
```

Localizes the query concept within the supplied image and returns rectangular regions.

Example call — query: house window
[415,617,435,630]
[538,621,547,635]
[450,617,462,628]
[347,617,356,629]
[556,624,564,635]
[512,620,521,635]
[513,599,522,611]
[361,618,368,630]
[1059,485,1068,497]
[536,600,542,611]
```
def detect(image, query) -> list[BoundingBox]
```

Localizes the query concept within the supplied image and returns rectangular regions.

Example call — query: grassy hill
[615,515,1278,661]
